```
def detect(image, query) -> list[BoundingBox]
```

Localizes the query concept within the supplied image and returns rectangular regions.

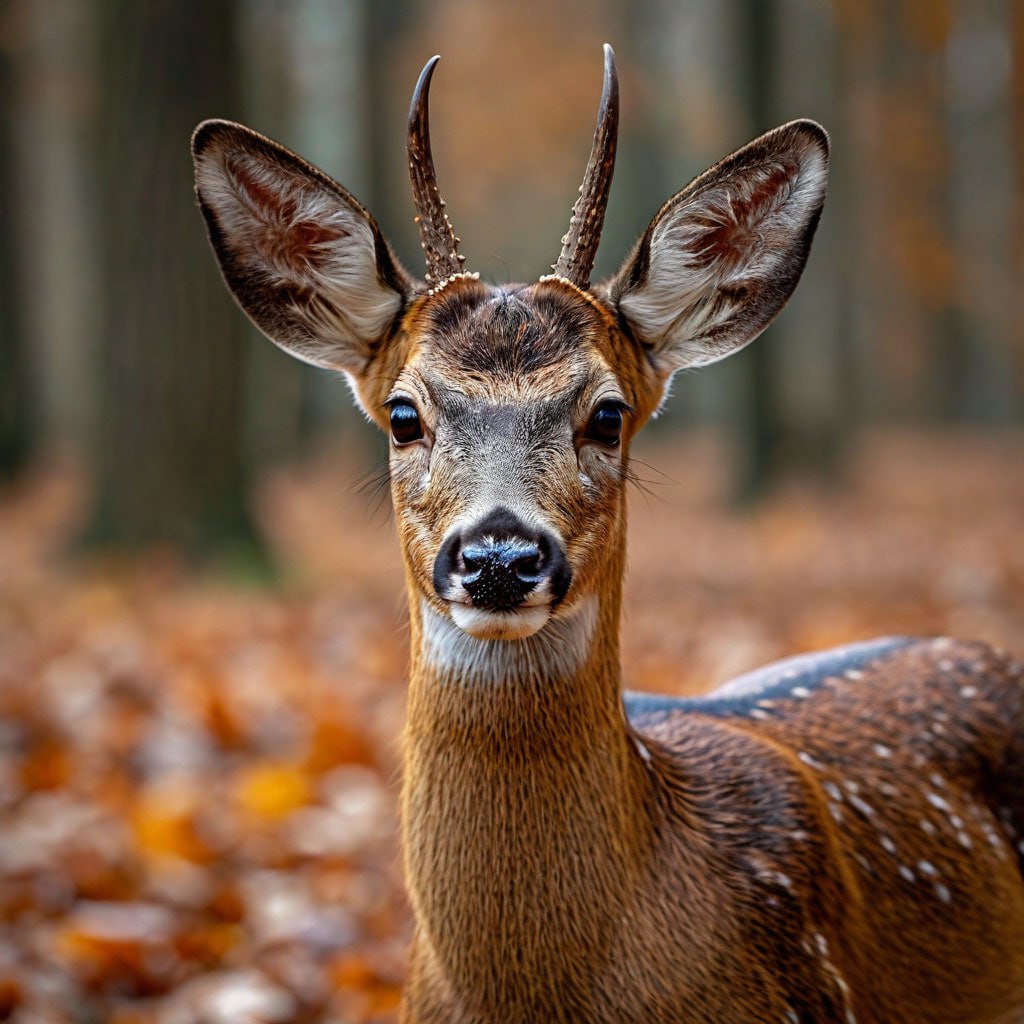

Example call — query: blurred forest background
[1,1,1023,1022]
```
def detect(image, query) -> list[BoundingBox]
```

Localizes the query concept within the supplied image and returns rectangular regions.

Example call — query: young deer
[192,46,1024,1024]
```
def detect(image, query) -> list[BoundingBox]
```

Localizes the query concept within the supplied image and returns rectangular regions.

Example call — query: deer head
[192,46,828,644]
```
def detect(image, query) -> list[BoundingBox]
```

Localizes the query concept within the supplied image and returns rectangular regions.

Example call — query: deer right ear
[606,120,828,380]
[192,120,412,376]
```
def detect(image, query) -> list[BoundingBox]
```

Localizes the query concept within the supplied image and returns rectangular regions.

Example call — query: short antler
[552,44,619,288]
[407,56,467,286]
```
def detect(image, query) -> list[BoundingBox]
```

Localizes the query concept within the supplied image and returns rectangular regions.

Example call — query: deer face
[380,276,658,640]
[192,47,827,641]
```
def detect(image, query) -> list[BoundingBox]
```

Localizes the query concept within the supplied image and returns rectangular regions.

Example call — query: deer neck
[400,577,655,1006]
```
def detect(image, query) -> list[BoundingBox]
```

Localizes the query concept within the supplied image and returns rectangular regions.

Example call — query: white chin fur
[449,603,552,640]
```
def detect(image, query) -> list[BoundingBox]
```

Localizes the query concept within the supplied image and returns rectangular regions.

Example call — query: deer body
[402,595,1024,1024]
[191,46,1024,1024]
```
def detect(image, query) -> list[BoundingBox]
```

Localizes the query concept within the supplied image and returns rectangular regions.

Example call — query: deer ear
[192,119,413,375]
[607,120,828,376]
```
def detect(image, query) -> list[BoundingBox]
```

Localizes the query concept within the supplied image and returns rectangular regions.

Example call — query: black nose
[433,507,571,612]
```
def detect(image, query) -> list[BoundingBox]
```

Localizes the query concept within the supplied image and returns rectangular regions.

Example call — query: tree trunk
[1012,0,1024,409]
[0,0,35,482]
[84,0,264,564]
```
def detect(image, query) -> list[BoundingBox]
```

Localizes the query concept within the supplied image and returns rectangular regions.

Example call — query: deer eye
[388,400,424,445]
[584,402,624,446]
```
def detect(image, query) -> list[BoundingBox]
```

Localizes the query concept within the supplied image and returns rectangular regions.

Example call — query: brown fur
[190,95,1024,1024]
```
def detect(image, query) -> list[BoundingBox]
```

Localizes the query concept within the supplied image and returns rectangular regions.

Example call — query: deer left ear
[606,120,828,377]
[192,119,412,377]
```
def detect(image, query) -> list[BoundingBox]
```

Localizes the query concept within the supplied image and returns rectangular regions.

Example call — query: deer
[191,45,1024,1024]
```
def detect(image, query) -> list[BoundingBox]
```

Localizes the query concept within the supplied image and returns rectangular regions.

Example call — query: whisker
[618,463,662,509]
[352,462,393,523]
[630,457,675,485]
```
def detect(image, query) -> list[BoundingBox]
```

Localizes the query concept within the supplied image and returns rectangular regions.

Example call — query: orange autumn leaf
[234,761,312,820]
[174,922,243,965]
[53,903,180,995]
[329,952,383,991]
[131,786,212,863]
[306,713,377,773]
[20,736,71,791]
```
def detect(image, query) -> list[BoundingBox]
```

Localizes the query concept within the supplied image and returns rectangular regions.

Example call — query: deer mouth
[448,601,552,641]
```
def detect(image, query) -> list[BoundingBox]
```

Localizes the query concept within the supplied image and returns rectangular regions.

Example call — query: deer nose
[460,540,543,609]
[433,507,571,612]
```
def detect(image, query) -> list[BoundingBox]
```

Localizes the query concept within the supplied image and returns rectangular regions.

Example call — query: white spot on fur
[935,883,952,903]
[758,869,793,891]
[798,751,825,771]
[873,744,892,759]
[853,852,874,877]
[848,794,875,818]
[634,736,653,763]
[811,933,857,1023]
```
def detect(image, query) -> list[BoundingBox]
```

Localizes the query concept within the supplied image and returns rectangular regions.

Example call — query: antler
[407,56,467,286]
[551,44,619,289]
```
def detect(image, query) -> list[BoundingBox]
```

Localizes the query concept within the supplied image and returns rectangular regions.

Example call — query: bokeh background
[1,1,1022,1021]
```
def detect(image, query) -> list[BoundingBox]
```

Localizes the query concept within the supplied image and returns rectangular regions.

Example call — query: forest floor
[0,429,1022,1023]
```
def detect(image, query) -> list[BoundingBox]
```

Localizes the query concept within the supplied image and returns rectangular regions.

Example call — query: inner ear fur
[606,119,828,373]
[192,119,413,374]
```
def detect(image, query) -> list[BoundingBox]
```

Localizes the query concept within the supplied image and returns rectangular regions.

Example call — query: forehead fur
[419,280,613,376]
